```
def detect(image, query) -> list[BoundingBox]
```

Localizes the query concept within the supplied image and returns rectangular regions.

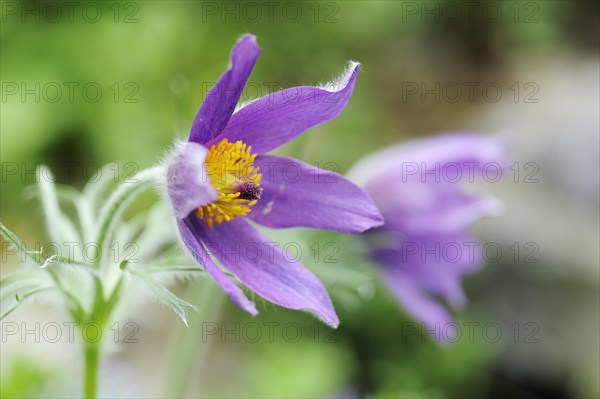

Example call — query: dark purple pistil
[236,182,262,201]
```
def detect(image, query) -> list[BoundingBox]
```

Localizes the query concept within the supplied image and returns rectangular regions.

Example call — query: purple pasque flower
[165,34,383,327]
[348,133,505,340]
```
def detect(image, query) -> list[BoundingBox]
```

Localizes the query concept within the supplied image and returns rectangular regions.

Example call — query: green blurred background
[1,1,599,398]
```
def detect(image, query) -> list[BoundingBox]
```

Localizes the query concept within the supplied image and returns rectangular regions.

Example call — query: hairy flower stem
[83,166,161,398]
[165,279,225,397]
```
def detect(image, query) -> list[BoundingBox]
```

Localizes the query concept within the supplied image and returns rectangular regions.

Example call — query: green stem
[165,279,225,398]
[83,340,101,399]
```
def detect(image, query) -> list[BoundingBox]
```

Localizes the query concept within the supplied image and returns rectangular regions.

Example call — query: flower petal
[370,232,484,309]
[166,142,218,220]
[188,34,261,145]
[378,177,502,236]
[209,62,360,154]
[177,219,258,315]
[347,132,509,186]
[381,267,457,344]
[249,155,383,233]
[188,216,339,327]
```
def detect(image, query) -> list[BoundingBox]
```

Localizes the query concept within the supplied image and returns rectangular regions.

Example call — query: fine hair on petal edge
[233,61,361,113]
[317,61,360,92]
[157,139,189,220]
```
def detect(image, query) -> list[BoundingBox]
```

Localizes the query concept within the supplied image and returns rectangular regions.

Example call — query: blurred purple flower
[165,34,383,327]
[348,133,506,341]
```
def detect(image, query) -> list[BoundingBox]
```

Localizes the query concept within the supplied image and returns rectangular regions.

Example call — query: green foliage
[0,356,65,399]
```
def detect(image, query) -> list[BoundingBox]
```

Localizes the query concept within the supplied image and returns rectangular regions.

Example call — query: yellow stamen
[197,138,262,228]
